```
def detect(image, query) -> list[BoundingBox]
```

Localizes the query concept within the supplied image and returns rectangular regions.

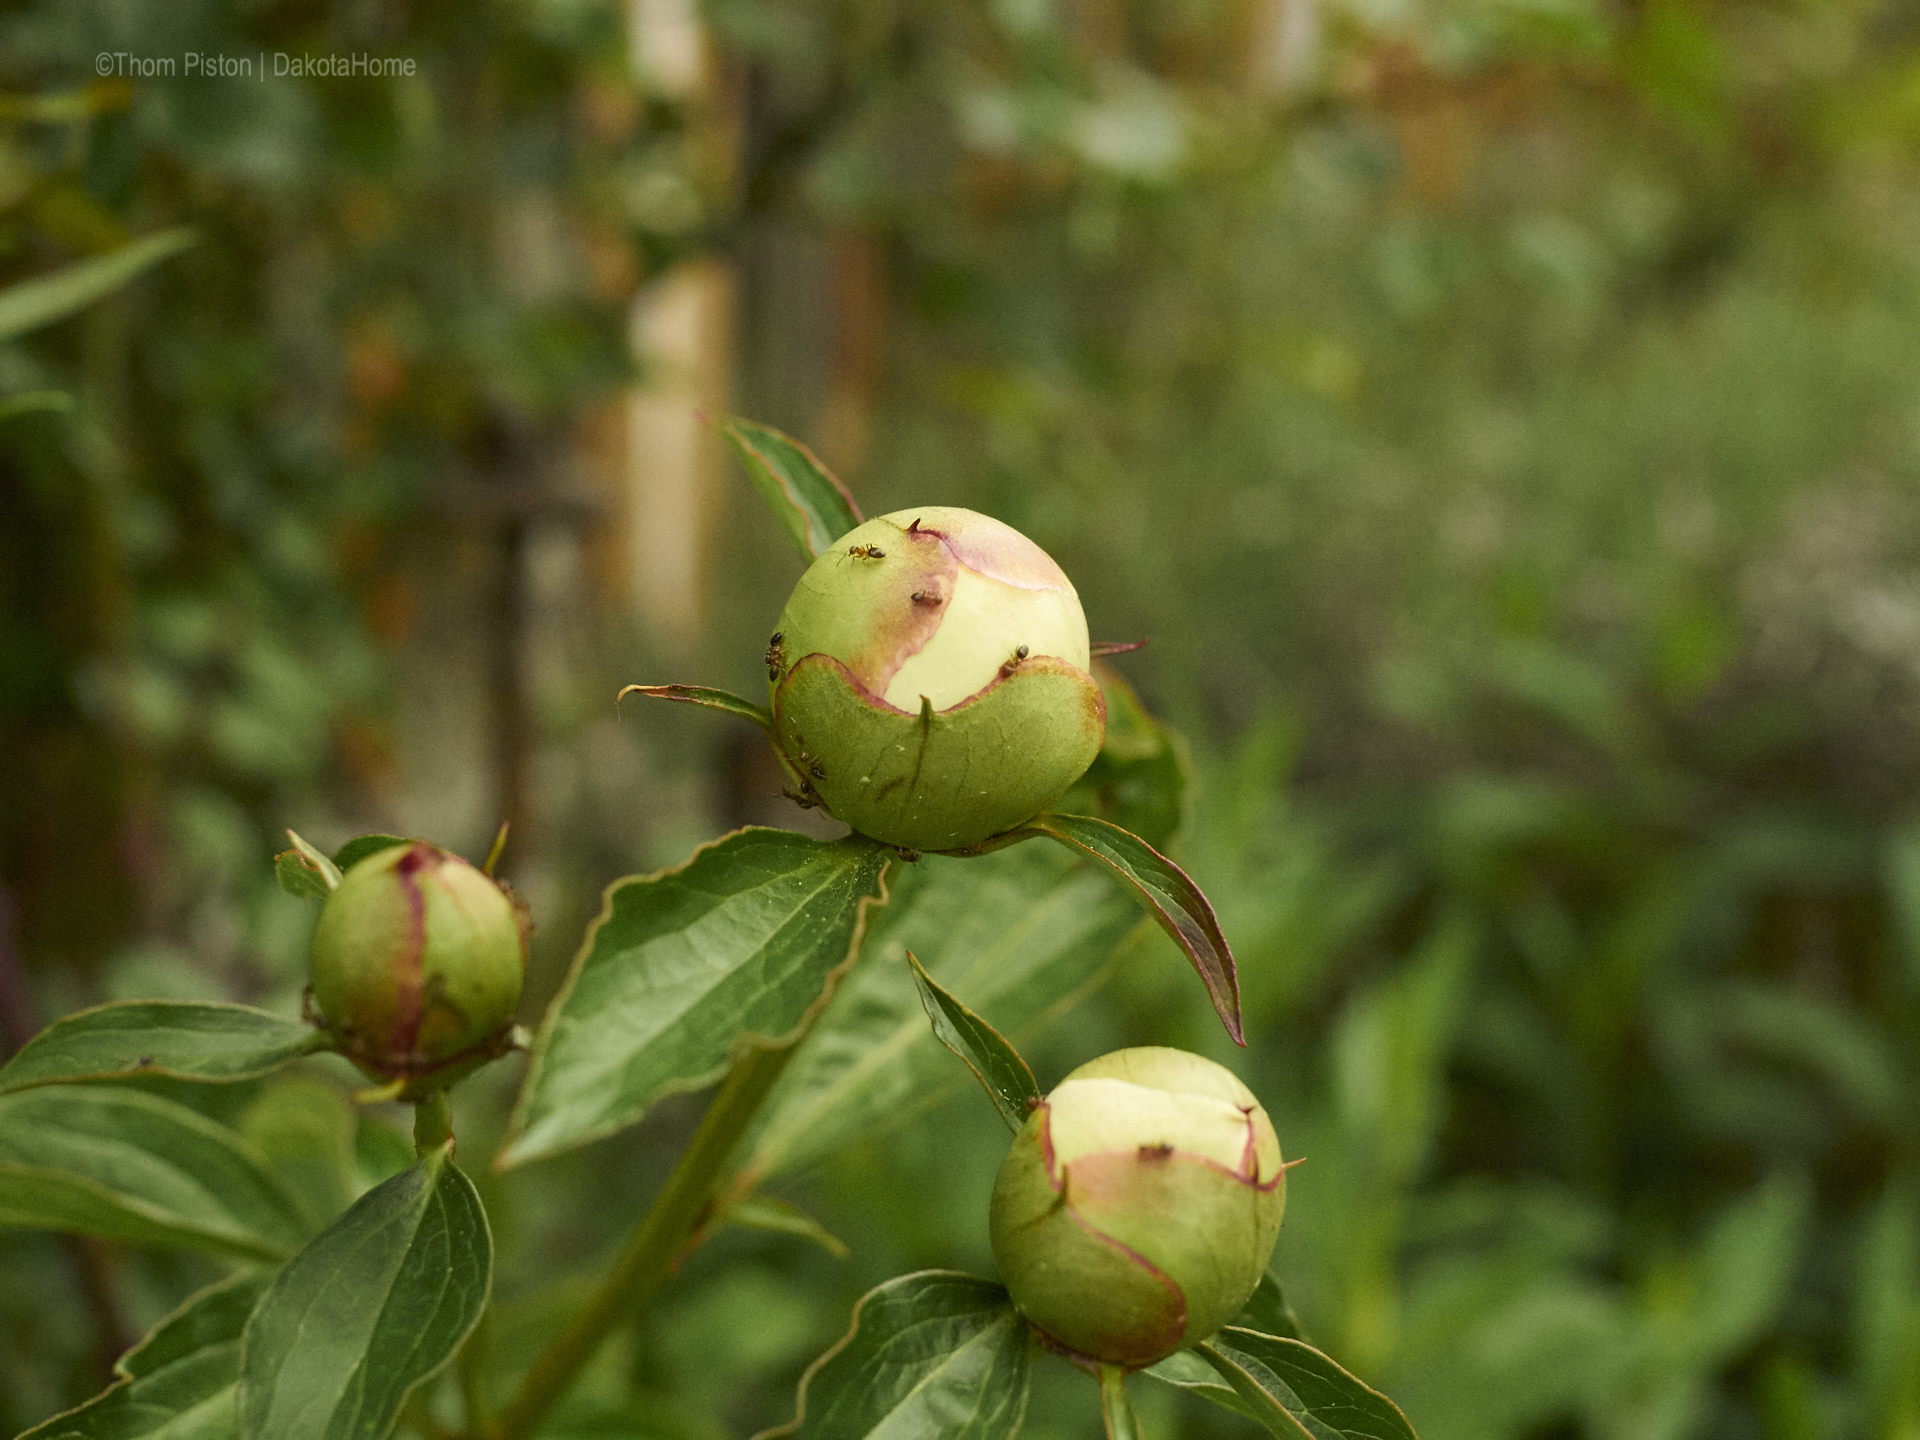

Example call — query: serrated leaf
[744,843,1139,1181]
[275,850,332,902]
[16,1269,270,1439]
[0,228,196,342]
[720,416,863,560]
[1022,812,1242,1044]
[721,1193,849,1258]
[616,683,774,734]
[237,1143,490,1440]
[498,830,893,1168]
[331,834,411,872]
[0,1002,327,1094]
[756,1272,1032,1440]
[908,951,1039,1132]
[0,1086,309,1260]
[1195,1329,1420,1440]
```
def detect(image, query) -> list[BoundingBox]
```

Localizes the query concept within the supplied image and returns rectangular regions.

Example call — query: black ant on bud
[765,632,787,682]
[846,544,886,560]
[999,644,1030,678]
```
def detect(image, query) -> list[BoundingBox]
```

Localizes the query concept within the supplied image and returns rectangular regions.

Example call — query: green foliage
[500,830,893,1167]
[0,1002,326,1092]
[237,1143,490,1440]
[0,229,195,343]
[1193,1330,1418,1440]
[760,1271,1033,1440]
[0,1086,308,1260]
[18,1270,269,1440]
[907,950,1039,1132]
[722,418,865,561]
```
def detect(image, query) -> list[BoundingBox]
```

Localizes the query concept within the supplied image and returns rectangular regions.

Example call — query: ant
[765,631,787,682]
[999,643,1030,678]
[846,544,886,560]
[911,587,943,607]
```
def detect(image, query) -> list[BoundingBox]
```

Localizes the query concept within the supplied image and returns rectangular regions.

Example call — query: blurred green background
[4,0,1920,1437]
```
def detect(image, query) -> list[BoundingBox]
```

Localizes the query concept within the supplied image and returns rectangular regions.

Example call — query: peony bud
[989,1047,1285,1369]
[767,507,1104,851]
[308,842,527,1095]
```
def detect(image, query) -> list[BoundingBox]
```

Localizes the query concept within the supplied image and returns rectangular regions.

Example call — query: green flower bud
[309,842,527,1095]
[768,507,1105,851]
[989,1047,1286,1369]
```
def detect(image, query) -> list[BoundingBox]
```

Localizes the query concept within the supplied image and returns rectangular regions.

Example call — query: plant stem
[414,1091,453,1154]
[484,1043,797,1440]
[1099,1363,1143,1440]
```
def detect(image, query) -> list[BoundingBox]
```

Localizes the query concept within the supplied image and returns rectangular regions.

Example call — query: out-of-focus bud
[767,506,1104,851]
[989,1047,1285,1369]
[308,842,527,1096]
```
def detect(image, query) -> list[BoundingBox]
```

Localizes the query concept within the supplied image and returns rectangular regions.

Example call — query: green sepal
[772,654,1104,852]
[237,1141,491,1440]
[756,1271,1033,1440]
[721,1193,850,1258]
[908,950,1040,1132]
[618,682,774,734]
[331,833,412,871]
[16,1269,271,1440]
[720,415,863,561]
[0,1001,328,1093]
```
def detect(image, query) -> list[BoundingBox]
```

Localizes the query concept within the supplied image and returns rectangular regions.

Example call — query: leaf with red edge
[617,684,773,734]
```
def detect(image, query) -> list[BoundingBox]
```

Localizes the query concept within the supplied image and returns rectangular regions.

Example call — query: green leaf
[277,830,341,898]
[743,843,1140,1181]
[1022,812,1243,1045]
[1059,665,1192,850]
[720,416,863,561]
[498,829,893,1168]
[0,1086,309,1260]
[1234,1272,1305,1342]
[274,850,332,902]
[0,1002,327,1094]
[616,683,774,734]
[17,1269,271,1440]
[331,834,412,872]
[0,228,196,343]
[0,389,75,423]
[907,951,1039,1132]
[1194,1329,1420,1440]
[721,1193,850,1258]
[237,1143,491,1440]
[756,1272,1032,1440]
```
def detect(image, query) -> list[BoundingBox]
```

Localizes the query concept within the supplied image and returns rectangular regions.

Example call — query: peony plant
[0,418,1417,1440]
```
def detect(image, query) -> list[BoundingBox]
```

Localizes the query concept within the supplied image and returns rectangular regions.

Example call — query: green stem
[484,1043,797,1440]
[413,1091,453,1155]
[1099,1363,1142,1440]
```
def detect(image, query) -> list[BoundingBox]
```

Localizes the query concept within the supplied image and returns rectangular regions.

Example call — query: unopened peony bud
[308,842,526,1095]
[767,507,1104,850]
[989,1047,1285,1369]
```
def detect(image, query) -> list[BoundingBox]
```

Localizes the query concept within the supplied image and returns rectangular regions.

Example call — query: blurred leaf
[499,830,893,1168]
[756,1271,1031,1440]
[721,417,863,561]
[1020,812,1241,1044]
[0,1002,326,1093]
[1195,1329,1420,1440]
[1235,1272,1305,1342]
[617,683,775,734]
[0,389,73,422]
[0,1086,307,1260]
[238,1077,358,1231]
[16,1269,270,1440]
[1882,826,1920,992]
[331,834,411,871]
[907,950,1040,1132]
[1853,1174,1920,1427]
[1058,663,1191,849]
[721,1194,849,1258]
[0,228,195,342]
[237,1142,490,1440]
[744,845,1137,1181]
[1680,1172,1810,1365]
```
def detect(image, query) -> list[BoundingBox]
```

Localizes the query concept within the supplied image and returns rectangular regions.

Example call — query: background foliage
[5,0,1920,1438]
